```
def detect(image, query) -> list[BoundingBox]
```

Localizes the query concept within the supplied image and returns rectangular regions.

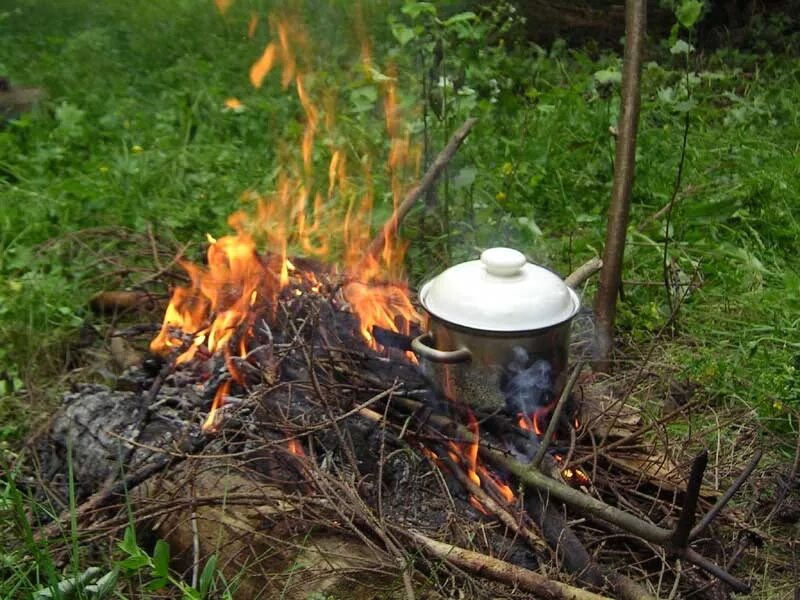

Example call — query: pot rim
[422,309,577,338]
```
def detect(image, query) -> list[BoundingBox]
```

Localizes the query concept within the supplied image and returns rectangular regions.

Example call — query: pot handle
[411,332,472,364]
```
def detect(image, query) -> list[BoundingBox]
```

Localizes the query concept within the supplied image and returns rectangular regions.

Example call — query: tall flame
[151,10,421,428]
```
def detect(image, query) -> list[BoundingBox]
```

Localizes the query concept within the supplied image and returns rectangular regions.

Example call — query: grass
[1,0,799,597]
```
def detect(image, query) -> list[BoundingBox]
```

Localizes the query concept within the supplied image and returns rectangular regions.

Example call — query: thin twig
[564,258,603,288]
[532,362,583,469]
[690,450,762,540]
[405,529,614,600]
[365,117,477,261]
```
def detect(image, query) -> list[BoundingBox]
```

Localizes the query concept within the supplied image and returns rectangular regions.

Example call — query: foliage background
[0,0,798,595]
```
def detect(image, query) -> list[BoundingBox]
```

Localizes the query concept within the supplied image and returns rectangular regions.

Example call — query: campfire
[21,9,765,600]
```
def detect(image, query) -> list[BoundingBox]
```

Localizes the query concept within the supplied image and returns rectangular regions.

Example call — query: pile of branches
[16,258,772,600]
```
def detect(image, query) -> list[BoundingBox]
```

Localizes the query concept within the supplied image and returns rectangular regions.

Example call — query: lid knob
[481,247,527,277]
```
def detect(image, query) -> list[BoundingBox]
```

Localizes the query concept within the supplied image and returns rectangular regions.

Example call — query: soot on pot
[500,346,575,439]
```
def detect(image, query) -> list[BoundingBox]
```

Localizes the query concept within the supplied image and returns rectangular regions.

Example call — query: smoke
[500,347,554,417]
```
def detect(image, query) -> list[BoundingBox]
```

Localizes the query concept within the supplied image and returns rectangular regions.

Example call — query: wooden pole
[592,0,647,372]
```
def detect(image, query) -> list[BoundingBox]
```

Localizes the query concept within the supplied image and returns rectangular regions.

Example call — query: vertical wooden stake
[593,0,647,372]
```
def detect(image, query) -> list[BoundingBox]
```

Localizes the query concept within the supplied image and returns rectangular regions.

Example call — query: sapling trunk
[593,0,647,372]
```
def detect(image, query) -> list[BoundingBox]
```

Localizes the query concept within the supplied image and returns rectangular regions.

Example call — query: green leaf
[153,539,170,578]
[198,554,218,597]
[670,39,695,55]
[145,577,169,592]
[517,216,542,237]
[657,86,676,104]
[676,0,703,29]
[349,85,378,113]
[401,2,436,19]
[118,554,150,571]
[452,166,476,190]
[368,67,395,83]
[84,569,119,598]
[389,20,415,46]
[442,11,477,26]
[593,68,621,86]
[118,525,139,556]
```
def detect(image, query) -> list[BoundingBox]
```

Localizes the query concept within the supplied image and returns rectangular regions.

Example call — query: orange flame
[247,12,259,39]
[287,437,305,457]
[203,380,231,432]
[151,10,422,430]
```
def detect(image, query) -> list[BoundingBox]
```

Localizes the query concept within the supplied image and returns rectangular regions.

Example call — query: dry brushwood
[23,251,771,599]
[406,529,614,600]
[380,392,757,593]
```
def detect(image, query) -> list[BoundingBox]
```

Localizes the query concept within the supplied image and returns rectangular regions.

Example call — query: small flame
[203,380,231,432]
[562,465,591,488]
[247,12,259,39]
[287,437,305,457]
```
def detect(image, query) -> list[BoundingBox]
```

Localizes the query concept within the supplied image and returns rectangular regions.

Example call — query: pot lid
[419,247,580,332]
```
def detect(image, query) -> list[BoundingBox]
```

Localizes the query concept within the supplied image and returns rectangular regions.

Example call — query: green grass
[0,0,797,435]
[1,0,800,596]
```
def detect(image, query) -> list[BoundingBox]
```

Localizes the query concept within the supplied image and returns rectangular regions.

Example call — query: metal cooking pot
[411,247,581,411]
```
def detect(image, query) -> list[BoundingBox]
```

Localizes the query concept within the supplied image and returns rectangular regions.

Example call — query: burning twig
[440,454,550,555]
[405,529,615,600]
[532,361,584,469]
[365,117,478,261]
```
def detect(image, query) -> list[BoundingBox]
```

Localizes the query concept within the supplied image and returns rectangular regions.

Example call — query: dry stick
[405,529,614,600]
[669,450,708,549]
[532,362,584,469]
[384,395,749,590]
[690,450,763,541]
[365,117,478,261]
[672,547,749,593]
[593,0,647,371]
[564,258,603,289]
